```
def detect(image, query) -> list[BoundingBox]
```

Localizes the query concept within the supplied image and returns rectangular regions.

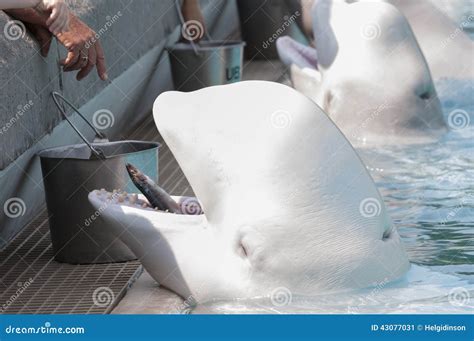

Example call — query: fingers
[60,50,79,68]
[53,13,107,81]
[95,42,108,81]
[64,50,87,71]
[74,42,107,81]
[76,46,97,81]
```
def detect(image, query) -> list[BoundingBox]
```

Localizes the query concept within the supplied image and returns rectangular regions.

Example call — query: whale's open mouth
[88,162,204,228]
[88,189,204,215]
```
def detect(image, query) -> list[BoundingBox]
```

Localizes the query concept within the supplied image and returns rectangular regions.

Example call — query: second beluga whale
[276,0,447,146]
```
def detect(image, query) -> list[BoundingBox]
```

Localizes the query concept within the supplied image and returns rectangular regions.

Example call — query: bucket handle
[51,91,107,160]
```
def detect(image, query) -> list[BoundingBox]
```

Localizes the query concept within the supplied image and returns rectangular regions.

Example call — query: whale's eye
[416,84,434,101]
[382,227,393,241]
[237,235,252,259]
[238,242,248,258]
[324,91,334,112]
[418,91,432,100]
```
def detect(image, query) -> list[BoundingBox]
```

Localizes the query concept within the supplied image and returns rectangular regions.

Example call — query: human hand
[4,8,107,81]
[36,0,70,35]
[56,13,107,81]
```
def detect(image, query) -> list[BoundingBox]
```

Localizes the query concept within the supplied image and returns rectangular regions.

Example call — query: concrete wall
[0,0,240,248]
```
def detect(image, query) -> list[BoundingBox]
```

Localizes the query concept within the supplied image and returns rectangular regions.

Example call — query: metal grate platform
[0,209,142,314]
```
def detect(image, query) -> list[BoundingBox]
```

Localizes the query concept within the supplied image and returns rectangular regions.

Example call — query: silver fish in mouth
[125,163,182,214]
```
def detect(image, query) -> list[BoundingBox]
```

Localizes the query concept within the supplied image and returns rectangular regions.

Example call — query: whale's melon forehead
[153,81,391,239]
[323,1,429,74]
[154,81,347,156]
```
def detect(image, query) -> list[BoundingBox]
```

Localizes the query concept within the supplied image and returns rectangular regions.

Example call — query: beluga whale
[276,0,447,146]
[88,81,410,304]
[380,0,474,81]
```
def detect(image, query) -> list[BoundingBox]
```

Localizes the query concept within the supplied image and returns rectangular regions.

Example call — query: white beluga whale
[276,0,447,146]
[88,81,410,303]
[379,0,474,127]
[379,0,474,81]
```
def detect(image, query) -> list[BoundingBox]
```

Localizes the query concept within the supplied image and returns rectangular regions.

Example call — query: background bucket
[168,41,245,92]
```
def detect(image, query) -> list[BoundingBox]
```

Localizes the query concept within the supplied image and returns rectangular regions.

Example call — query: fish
[125,163,182,214]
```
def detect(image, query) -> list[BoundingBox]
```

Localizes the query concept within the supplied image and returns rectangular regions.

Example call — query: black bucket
[37,92,160,264]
